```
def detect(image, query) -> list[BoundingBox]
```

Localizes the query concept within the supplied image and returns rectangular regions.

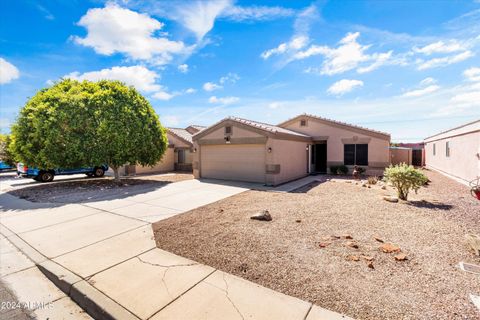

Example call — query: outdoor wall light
[267,147,272,153]
[193,148,197,153]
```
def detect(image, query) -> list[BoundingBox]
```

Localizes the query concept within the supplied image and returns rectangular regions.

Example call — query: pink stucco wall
[424,121,480,184]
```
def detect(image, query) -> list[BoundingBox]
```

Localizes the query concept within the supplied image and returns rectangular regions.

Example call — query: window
[344,144,368,166]
[433,143,436,156]
[225,126,232,135]
[446,141,450,157]
[300,119,307,127]
[178,150,185,164]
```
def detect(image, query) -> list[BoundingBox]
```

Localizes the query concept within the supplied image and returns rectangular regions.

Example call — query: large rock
[250,210,272,221]
[383,196,399,203]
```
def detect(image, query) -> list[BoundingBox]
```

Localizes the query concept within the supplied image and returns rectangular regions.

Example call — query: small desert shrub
[330,165,349,175]
[383,163,428,200]
[367,176,378,185]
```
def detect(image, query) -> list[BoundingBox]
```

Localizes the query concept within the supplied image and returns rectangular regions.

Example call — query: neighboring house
[127,125,205,175]
[424,119,480,185]
[192,114,391,186]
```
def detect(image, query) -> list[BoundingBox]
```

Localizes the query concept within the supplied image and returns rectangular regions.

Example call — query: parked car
[0,161,15,171]
[17,163,108,182]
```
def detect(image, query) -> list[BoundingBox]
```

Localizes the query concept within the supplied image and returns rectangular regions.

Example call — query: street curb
[35,252,140,320]
[36,260,82,295]
[37,251,140,320]
[71,280,139,320]
[0,225,47,264]
[1,225,139,320]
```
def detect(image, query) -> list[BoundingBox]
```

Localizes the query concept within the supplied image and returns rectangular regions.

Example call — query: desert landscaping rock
[380,243,401,253]
[153,170,480,319]
[250,210,272,221]
[383,196,399,203]
[373,236,384,243]
[394,253,408,261]
[345,241,359,249]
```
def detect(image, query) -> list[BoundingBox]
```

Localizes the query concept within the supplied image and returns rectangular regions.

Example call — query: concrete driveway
[0,177,349,320]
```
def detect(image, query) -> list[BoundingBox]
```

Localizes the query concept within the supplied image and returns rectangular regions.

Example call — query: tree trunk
[112,166,120,182]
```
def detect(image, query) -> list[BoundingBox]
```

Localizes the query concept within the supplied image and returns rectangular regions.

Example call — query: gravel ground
[8,173,193,203]
[153,170,480,320]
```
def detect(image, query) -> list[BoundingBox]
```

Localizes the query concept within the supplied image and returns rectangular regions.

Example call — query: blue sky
[1,0,479,142]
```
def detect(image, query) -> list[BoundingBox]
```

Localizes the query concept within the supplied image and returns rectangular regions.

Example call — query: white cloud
[420,77,437,86]
[178,64,189,73]
[162,115,180,126]
[268,102,282,109]
[208,96,239,105]
[65,65,161,92]
[168,0,231,40]
[261,36,308,59]
[73,3,188,65]
[416,50,474,70]
[152,91,175,100]
[185,88,196,94]
[65,65,189,101]
[357,51,393,73]
[402,85,440,97]
[413,40,466,55]
[221,5,294,21]
[401,78,440,97]
[451,90,480,105]
[327,79,364,96]
[464,67,480,81]
[0,58,20,84]
[203,82,222,91]
[294,32,394,75]
[203,73,239,91]
[219,72,239,84]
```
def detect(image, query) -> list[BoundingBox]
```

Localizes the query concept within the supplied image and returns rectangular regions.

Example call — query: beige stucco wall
[281,117,390,175]
[168,133,191,148]
[265,138,308,185]
[390,148,412,165]
[424,130,480,184]
[135,147,175,174]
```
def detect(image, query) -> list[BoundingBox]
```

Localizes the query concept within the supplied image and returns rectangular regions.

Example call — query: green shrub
[329,165,339,175]
[337,165,349,175]
[383,163,428,200]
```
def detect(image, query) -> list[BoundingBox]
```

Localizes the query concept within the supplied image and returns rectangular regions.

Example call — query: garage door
[200,144,265,183]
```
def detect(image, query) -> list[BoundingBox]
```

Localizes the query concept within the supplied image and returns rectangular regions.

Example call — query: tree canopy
[10,79,168,180]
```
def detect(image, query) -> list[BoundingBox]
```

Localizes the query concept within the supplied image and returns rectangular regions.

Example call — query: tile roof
[226,116,310,138]
[167,127,193,144]
[278,113,390,137]
[189,125,207,131]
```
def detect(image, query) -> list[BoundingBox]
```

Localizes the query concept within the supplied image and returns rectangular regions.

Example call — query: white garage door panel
[201,144,265,183]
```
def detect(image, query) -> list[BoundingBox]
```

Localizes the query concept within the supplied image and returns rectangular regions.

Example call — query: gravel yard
[153,170,480,320]
[8,173,193,203]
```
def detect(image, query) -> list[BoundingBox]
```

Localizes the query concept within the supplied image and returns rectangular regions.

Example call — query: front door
[314,143,327,173]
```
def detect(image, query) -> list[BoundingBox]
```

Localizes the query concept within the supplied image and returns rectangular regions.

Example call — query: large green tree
[0,134,15,166]
[10,79,168,181]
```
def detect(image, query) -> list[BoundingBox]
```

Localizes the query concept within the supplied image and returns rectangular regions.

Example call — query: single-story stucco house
[424,119,480,185]
[123,125,206,175]
[192,114,391,186]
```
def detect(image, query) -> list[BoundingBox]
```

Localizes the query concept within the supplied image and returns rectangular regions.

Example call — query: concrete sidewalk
[0,179,351,320]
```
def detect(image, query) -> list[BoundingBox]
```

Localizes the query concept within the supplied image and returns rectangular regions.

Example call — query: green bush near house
[384,163,428,200]
[330,165,349,175]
